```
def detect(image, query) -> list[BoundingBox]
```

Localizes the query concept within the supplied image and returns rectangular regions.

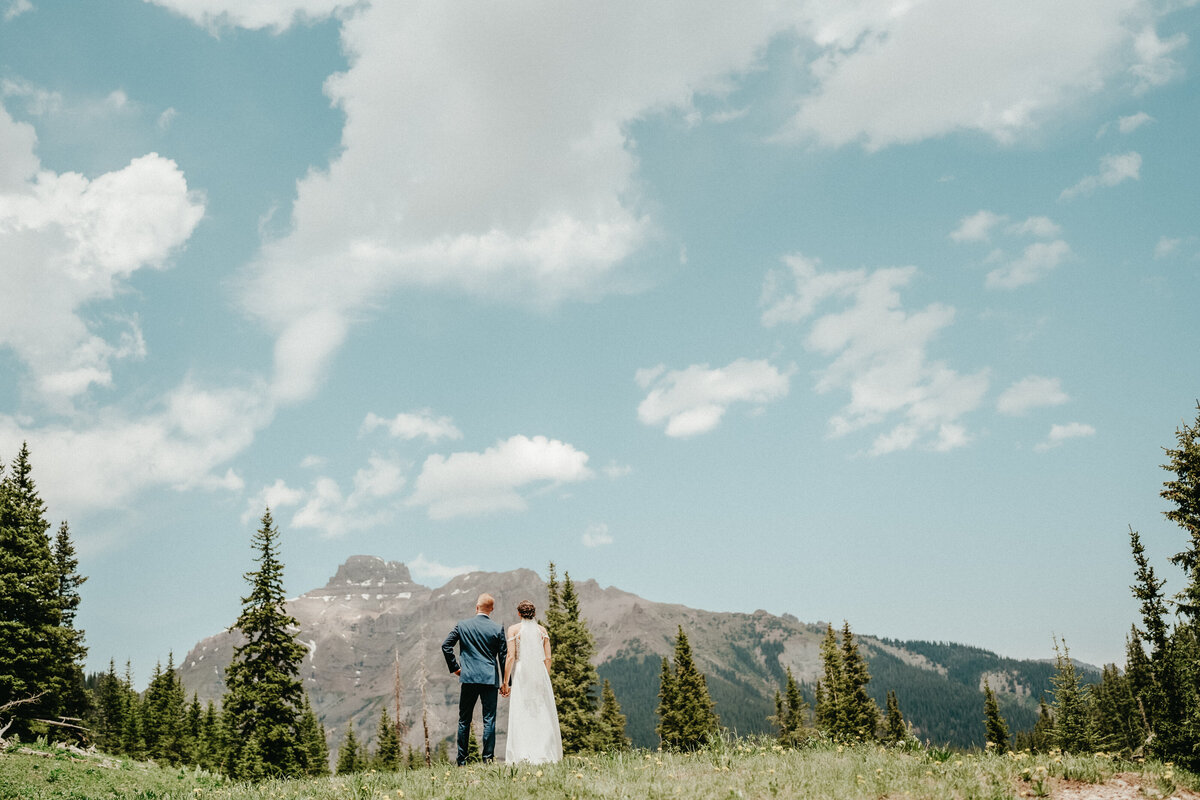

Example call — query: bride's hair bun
[517,600,536,619]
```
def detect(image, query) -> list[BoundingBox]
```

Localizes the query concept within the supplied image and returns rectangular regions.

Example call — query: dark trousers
[457,683,498,765]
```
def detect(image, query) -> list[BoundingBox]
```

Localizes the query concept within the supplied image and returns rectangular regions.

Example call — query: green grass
[3,738,1197,799]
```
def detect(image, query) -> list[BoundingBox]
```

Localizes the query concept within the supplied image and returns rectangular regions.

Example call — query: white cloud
[781,0,1165,150]
[1035,422,1097,451]
[409,553,479,586]
[582,522,614,548]
[1130,26,1187,93]
[602,461,633,479]
[288,453,408,537]
[762,254,988,455]
[242,478,305,524]
[0,380,273,517]
[3,0,31,22]
[407,435,592,520]
[145,0,350,30]
[950,210,1005,243]
[1060,151,1142,201]
[1117,111,1154,134]
[997,376,1070,416]
[637,358,791,438]
[299,454,326,469]
[1007,216,1062,239]
[361,410,462,443]
[0,115,205,407]
[227,1,805,404]
[985,240,1072,289]
[1154,236,1181,259]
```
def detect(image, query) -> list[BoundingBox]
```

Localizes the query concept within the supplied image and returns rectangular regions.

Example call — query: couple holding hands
[441,593,563,765]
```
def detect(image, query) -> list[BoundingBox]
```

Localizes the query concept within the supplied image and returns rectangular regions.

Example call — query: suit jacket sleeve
[441,625,461,674]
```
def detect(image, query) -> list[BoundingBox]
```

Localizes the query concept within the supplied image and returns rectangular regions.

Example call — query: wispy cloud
[762,254,987,455]
[985,240,1072,289]
[997,376,1069,416]
[361,410,462,443]
[582,522,613,548]
[1060,152,1142,201]
[1035,422,1096,452]
[409,553,479,586]
[407,435,592,519]
[636,358,791,438]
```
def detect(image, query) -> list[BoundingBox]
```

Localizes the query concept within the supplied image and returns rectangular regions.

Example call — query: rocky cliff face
[177,555,1060,754]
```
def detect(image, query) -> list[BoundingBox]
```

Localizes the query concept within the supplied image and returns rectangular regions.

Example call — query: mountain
[176,555,1091,755]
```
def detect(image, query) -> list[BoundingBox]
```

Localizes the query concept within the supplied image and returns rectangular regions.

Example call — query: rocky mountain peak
[320,555,415,591]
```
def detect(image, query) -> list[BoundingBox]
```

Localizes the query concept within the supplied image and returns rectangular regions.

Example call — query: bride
[503,600,563,764]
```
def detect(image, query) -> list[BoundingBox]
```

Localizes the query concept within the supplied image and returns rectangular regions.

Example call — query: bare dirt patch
[1049,772,1200,799]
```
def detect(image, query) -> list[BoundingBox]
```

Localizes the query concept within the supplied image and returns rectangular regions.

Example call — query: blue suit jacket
[442,614,507,686]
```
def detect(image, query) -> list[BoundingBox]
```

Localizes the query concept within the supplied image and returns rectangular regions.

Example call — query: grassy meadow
[3,737,1198,800]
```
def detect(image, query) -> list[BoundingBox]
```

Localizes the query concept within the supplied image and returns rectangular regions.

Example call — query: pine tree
[772,667,807,745]
[1129,528,1169,658]
[982,680,1010,752]
[222,509,307,778]
[336,722,361,774]
[1162,402,1200,622]
[0,444,63,735]
[51,521,87,722]
[838,621,878,740]
[655,656,676,748]
[119,662,145,758]
[814,624,842,735]
[597,679,629,750]
[1050,638,1091,753]
[372,705,400,771]
[1091,664,1140,755]
[198,700,223,772]
[93,659,126,753]
[544,563,600,752]
[884,690,907,745]
[655,627,719,750]
[297,694,329,776]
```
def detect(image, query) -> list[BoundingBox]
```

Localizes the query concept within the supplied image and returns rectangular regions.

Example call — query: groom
[442,593,508,765]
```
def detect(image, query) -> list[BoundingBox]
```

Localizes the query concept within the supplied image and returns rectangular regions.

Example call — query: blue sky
[2,0,1198,682]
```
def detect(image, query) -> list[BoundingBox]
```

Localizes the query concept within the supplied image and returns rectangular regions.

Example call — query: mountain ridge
[177,555,1089,752]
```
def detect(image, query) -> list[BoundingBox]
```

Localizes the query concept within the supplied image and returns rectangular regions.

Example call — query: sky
[1,0,1199,684]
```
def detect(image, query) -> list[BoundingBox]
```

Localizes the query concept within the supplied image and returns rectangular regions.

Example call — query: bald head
[475,593,495,614]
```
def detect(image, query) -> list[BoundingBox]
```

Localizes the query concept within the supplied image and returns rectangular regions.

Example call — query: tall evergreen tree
[772,667,807,745]
[982,680,1010,752]
[222,509,307,779]
[1129,528,1169,658]
[1050,639,1091,753]
[655,627,719,750]
[884,690,907,745]
[1162,402,1200,621]
[51,520,87,721]
[297,695,329,776]
[1091,664,1140,755]
[654,656,676,748]
[544,563,601,752]
[336,721,361,774]
[597,679,629,751]
[814,624,842,735]
[838,622,879,740]
[0,444,62,735]
[372,705,401,771]
[119,662,145,758]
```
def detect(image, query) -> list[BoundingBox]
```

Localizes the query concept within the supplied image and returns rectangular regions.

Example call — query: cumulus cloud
[407,435,592,519]
[1060,151,1142,200]
[145,0,350,30]
[241,478,305,524]
[0,107,205,407]
[781,0,1164,150]
[1130,26,1187,93]
[287,454,408,537]
[4,0,32,21]
[1117,111,1154,134]
[949,210,1005,243]
[582,522,614,548]
[636,358,791,438]
[226,1,806,404]
[997,376,1070,415]
[409,553,479,586]
[0,380,272,517]
[985,240,1072,289]
[361,410,463,443]
[1035,422,1097,451]
[762,254,988,455]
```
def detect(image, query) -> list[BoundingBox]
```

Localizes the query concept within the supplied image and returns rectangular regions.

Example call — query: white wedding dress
[504,620,563,764]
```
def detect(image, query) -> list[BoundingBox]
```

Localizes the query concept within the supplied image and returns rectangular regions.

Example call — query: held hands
[500,683,510,698]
